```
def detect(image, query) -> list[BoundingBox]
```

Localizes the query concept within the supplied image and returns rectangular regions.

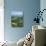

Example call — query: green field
[11,16,23,27]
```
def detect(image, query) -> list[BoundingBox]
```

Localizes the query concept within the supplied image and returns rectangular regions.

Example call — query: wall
[0,0,4,7]
[4,0,40,42]
[40,0,46,27]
